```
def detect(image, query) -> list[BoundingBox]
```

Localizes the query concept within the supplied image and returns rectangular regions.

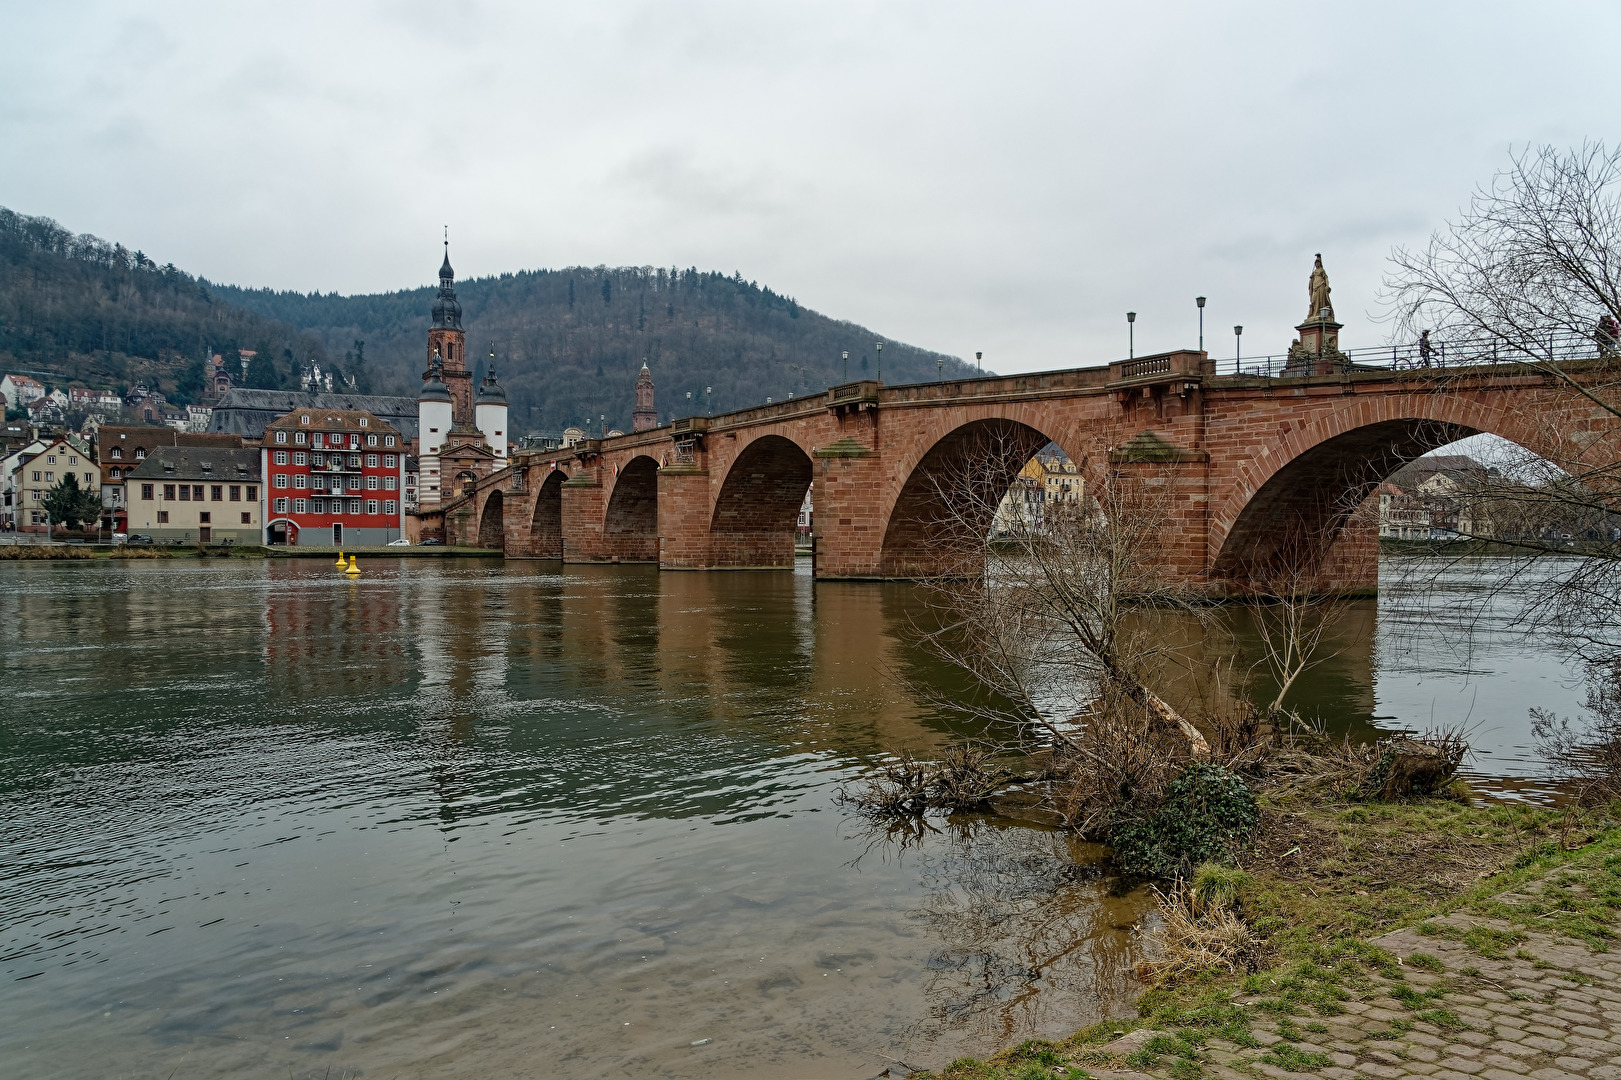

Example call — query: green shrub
[1108,764,1259,879]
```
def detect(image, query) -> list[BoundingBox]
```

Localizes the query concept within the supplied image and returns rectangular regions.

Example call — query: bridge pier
[809,441,887,579]
[657,465,712,568]
[560,469,608,562]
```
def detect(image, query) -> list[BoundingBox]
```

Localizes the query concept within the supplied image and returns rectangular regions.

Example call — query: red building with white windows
[261,408,406,546]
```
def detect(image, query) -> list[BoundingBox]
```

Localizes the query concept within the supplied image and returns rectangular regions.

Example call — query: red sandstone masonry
[425,355,1597,589]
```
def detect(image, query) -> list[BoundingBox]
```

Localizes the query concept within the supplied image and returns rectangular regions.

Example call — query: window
[312,452,324,466]
[347,476,361,492]
[275,431,287,444]
[293,452,307,465]
[274,451,288,465]
[311,498,326,514]
[384,500,397,514]
[246,486,257,501]
[295,431,307,445]
[300,414,309,425]
[273,474,289,488]
[293,499,307,514]
[366,434,377,447]
[84,473,92,485]
[110,467,121,480]
[349,435,359,449]
[365,499,379,515]
[47,455,55,464]
[43,472,53,482]
[293,475,308,489]
[383,454,396,468]
[69,456,77,465]
[385,435,396,447]
[163,484,176,500]
[384,476,397,491]
[366,454,378,467]
[312,433,324,448]
[141,483,154,500]
[192,485,204,500]
[111,447,122,459]
[199,512,211,524]
[360,418,369,428]
[349,499,362,514]
[229,485,240,501]
[179,485,191,501]
[312,475,327,492]
[211,485,223,501]
[364,476,378,490]
[348,454,360,468]
[136,448,146,459]
[274,498,288,514]
[240,512,251,524]
[31,471,39,482]
[157,510,169,523]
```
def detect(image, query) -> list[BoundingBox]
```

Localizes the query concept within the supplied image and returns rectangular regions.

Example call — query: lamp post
[976,351,982,373]
[1127,312,1136,359]
[842,351,848,382]
[1234,325,1243,372]
[875,341,882,384]
[1196,296,1206,353]
[937,357,943,382]
[705,386,712,415]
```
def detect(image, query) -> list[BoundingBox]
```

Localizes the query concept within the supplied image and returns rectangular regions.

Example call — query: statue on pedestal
[1307,253,1333,321]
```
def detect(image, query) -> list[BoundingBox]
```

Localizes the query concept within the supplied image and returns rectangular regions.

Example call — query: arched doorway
[478,490,505,550]
[531,469,565,559]
[709,435,813,568]
[603,456,659,562]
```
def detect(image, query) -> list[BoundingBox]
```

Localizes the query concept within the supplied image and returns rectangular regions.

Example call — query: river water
[0,556,1587,1079]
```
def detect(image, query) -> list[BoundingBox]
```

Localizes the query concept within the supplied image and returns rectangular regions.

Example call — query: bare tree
[1383,142,1621,780]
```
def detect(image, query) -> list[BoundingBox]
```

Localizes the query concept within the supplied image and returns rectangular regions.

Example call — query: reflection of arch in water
[709,434,814,568]
[603,455,659,562]
[879,418,1056,578]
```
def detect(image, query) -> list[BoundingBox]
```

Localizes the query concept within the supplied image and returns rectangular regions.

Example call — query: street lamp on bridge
[1197,296,1206,353]
[1127,312,1136,359]
[1234,325,1243,371]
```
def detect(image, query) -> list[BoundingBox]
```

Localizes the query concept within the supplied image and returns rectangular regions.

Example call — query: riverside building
[262,408,406,546]
[124,447,260,544]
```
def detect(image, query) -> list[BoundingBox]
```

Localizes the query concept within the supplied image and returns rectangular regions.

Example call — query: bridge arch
[1209,392,1561,581]
[709,433,814,568]
[879,416,1058,577]
[603,454,660,562]
[529,467,567,559]
[477,489,505,549]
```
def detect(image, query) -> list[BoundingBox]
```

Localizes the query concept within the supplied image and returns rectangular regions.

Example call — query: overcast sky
[4,1,1619,375]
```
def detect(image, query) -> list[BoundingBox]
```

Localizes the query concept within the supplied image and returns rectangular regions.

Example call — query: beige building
[14,436,97,533]
[125,447,261,544]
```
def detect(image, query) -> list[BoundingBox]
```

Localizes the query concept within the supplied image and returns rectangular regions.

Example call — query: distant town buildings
[1377,455,1494,542]
[3,434,96,533]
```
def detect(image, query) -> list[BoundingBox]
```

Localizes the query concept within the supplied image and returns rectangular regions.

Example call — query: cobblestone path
[1095,871,1621,1080]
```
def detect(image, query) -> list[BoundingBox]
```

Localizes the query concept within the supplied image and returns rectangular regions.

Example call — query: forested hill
[0,207,331,406]
[211,266,978,432]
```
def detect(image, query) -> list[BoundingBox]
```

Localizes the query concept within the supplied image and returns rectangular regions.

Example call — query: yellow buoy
[345,554,360,576]
[334,549,346,569]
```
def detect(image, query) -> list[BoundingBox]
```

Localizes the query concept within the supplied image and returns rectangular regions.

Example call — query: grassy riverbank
[913,791,1619,1080]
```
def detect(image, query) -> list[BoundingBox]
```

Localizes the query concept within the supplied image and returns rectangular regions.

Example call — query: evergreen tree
[42,471,101,531]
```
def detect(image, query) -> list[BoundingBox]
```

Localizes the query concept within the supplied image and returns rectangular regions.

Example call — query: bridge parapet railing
[1208,328,1611,379]
[1107,350,1211,384]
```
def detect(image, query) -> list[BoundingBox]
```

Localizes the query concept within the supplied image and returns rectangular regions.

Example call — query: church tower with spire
[476,347,509,464]
[426,242,474,425]
[632,361,657,432]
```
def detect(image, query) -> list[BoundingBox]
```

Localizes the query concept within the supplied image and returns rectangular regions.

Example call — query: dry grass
[1136,882,1267,986]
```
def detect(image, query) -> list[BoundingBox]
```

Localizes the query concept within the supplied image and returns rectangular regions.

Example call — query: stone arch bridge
[434,350,1607,591]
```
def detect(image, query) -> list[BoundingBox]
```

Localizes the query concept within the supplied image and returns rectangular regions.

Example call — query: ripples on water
[0,556,1585,1078]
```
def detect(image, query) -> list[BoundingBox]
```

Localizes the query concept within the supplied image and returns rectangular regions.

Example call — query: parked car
[387,537,411,547]
[419,537,444,546]
[125,534,154,545]
[112,532,128,544]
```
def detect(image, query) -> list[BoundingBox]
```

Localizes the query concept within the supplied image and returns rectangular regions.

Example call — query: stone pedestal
[1284,312,1347,375]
